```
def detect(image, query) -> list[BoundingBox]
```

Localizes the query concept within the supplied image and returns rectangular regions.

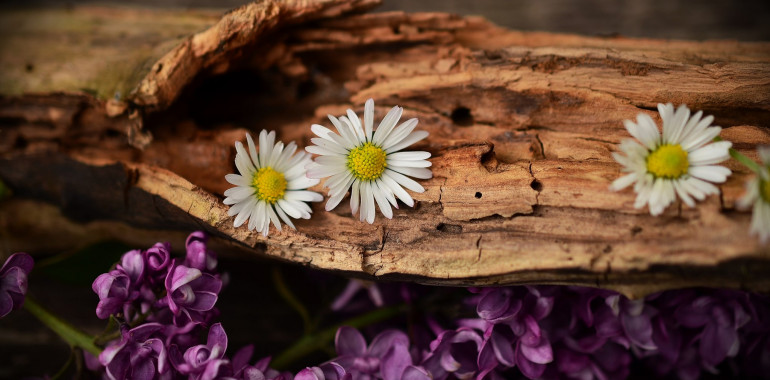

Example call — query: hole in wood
[436,223,462,234]
[530,179,543,191]
[450,106,473,126]
[475,192,482,199]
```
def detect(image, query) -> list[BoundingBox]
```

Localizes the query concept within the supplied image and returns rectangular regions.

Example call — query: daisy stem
[23,296,102,357]
[270,303,406,370]
[730,148,762,174]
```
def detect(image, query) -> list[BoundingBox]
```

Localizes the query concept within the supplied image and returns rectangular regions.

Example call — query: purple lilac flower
[331,280,384,312]
[164,259,222,326]
[99,323,169,380]
[333,326,412,380]
[0,252,33,318]
[185,232,218,274]
[231,345,292,380]
[170,322,229,379]
[93,269,136,319]
[295,363,350,380]
[144,242,172,285]
[421,327,483,380]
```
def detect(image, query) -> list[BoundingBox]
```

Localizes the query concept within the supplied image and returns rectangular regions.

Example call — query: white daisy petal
[363,182,376,223]
[258,130,275,168]
[665,104,690,144]
[227,195,255,216]
[371,182,393,219]
[390,166,433,179]
[347,109,366,143]
[678,115,714,147]
[681,126,722,152]
[235,142,256,174]
[381,118,419,149]
[326,189,347,212]
[274,205,296,230]
[266,204,282,231]
[224,186,255,200]
[307,164,347,179]
[251,201,266,232]
[329,115,358,148]
[387,159,432,168]
[376,178,399,208]
[388,151,431,161]
[268,141,284,168]
[673,180,695,207]
[287,176,320,191]
[311,124,336,141]
[274,142,298,172]
[373,106,404,146]
[384,169,425,193]
[225,174,250,187]
[689,165,732,183]
[385,130,429,154]
[610,172,638,191]
[364,98,374,141]
[688,141,732,165]
[350,179,361,215]
[381,173,414,207]
[329,175,355,198]
[246,133,261,169]
[234,197,257,228]
[285,190,324,203]
[737,178,759,209]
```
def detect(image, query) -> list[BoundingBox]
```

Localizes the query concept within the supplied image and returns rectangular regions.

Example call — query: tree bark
[1,0,769,298]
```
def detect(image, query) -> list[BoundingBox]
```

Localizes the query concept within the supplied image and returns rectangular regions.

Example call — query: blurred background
[2,0,769,41]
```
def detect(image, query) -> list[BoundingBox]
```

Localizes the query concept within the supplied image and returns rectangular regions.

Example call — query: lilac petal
[621,312,656,350]
[232,345,255,373]
[577,292,599,325]
[105,352,130,380]
[96,297,125,319]
[555,349,590,373]
[477,289,512,321]
[243,367,267,380]
[477,339,499,373]
[652,317,681,363]
[130,323,165,342]
[381,342,411,380]
[1,252,34,274]
[295,367,324,380]
[700,322,738,366]
[520,337,553,364]
[490,330,515,366]
[192,273,223,294]
[515,344,547,379]
[320,362,347,380]
[675,297,712,327]
[401,366,432,380]
[368,329,409,358]
[0,291,13,318]
[188,291,219,311]
[331,281,362,311]
[532,296,554,320]
[565,335,606,354]
[207,323,228,357]
[440,347,461,371]
[335,326,367,357]
[170,265,202,292]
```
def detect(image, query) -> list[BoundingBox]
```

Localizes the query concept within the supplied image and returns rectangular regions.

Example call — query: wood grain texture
[1,0,769,298]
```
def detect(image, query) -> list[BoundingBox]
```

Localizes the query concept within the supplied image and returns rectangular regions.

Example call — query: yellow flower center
[251,167,287,204]
[347,142,387,181]
[646,144,689,179]
[761,179,770,203]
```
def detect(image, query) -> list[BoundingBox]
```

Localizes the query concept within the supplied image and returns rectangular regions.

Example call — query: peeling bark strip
[1,0,769,298]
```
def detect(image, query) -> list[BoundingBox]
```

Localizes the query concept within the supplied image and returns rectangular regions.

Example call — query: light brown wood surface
[1,0,769,297]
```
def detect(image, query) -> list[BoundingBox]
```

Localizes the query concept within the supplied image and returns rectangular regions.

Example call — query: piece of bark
[1,1,769,298]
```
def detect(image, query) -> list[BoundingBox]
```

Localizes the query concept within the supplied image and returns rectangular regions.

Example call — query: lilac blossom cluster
[0,252,34,318]
[90,232,295,380]
[85,235,770,379]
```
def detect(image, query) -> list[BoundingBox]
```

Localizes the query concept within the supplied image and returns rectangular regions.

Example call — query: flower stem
[272,266,312,335]
[730,148,762,174]
[271,304,406,370]
[23,297,101,357]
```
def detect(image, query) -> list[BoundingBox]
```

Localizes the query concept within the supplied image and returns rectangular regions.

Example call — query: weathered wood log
[1,0,769,298]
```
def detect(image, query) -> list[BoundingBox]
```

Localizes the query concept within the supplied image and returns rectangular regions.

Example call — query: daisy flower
[610,103,732,216]
[223,130,323,236]
[305,98,432,223]
[737,146,770,244]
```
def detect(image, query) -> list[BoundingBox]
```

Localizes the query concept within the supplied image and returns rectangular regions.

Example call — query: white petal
[350,179,361,215]
[347,108,366,143]
[340,116,364,146]
[258,130,275,169]
[390,166,433,179]
[387,159,432,168]
[384,169,425,193]
[315,155,348,167]
[363,182,376,223]
[688,177,720,196]
[373,106,403,146]
[364,98,374,141]
[324,171,354,192]
[225,174,250,187]
[246,133,261,169]
[678,115,714,147]
[610,172,639,191]
[673,179,696,207]
[285,190,324,203]
[287,176,320,190]
[267,204,282,232]
[381,174,414,207]
[274,142,298,172]
[371,183,393,219]
[759,146,770,166]
[388,151,431,161]
[227,196,253,216]
[679,177,706,201]
[267,141,284,168]
[325,188,347,211]
[251,201,266,232]
[385,131,429,154]
[274,205,296,230]
[235,142,256,175]
[689,165,732,183]
[277,199,302,219]
[306,164,347,179]
[737,178,759,209]
[681,126,721,152]
[233,197,257,227]
[381,118,419,150]
[637,114,661,148]
[664,104,690,144]
[329,115,358,148]
[329,174,355,198]
[648,178,669,216]
[688,141,731,165]
[375,179,398,208]
[224,186,255,200]
[309,137,348,155]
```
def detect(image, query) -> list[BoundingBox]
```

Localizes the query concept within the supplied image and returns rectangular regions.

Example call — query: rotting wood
[1,0,769,298]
